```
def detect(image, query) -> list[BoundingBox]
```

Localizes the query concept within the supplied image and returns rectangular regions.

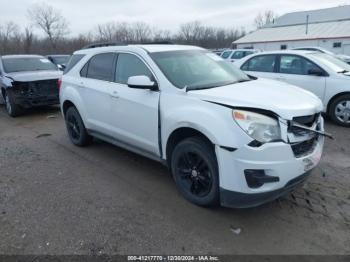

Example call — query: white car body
[235,50,350,126]
[60,44,325,208]
[221,49,260,63]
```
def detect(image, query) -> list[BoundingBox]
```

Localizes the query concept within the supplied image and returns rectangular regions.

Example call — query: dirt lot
[0,105,349,255]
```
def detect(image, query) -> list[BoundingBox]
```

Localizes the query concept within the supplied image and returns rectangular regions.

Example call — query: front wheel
[4,90,22,117]
[65,107,92,146]
[329,94,350,127]
[171,137,219,207]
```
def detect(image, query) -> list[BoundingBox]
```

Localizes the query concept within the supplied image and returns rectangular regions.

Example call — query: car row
[0,43,338,209]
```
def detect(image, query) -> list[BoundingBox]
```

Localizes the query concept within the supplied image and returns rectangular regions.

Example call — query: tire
[171,137,219,207]
[329,94,350,127]
[4,90,22,117]
[65,106,92,146]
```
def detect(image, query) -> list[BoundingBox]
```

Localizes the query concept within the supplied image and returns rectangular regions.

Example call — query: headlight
[232,110,281,143]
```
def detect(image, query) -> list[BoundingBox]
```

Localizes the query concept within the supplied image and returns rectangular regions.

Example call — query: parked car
[235,50,350,127]
[292,47,350,65]
[221,49,260,63]
[46,54,71,71]
[60,44,326,208]
[0,55,62,117]
[212,49,225,56]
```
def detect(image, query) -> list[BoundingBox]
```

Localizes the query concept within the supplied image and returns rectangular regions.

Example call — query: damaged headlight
[232,110,281,143]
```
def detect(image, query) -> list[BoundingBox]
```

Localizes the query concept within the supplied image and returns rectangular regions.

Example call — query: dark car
[46,55,71,71]
[0,55,62,117]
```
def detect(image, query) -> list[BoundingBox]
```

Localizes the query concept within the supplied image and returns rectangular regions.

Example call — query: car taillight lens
[58,78,62,90]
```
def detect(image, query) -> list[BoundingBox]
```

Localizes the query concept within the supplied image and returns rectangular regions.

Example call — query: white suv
[60,44,326,208]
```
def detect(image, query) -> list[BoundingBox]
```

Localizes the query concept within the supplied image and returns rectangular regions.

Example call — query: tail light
[58,78,62,90]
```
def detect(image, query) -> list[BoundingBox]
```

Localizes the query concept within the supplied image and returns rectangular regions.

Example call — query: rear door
[109,52,160,156]
[240,54,278,79]
[276,54,327,100]
[78,52,116,136]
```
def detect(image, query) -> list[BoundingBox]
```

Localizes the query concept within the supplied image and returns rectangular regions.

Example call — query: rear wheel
[171,137,219,207]
[4,90,22,117]
[65,107,92,146]
[329,94,350,127]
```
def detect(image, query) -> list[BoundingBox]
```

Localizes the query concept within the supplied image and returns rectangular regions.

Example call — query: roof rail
[140,41,174,45]
[83,41,175,49]
[82,42,125,49]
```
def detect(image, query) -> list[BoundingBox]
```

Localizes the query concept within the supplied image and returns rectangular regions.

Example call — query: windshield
[150,50,250,90]
[308,53,350,73]
[2,57,58,73]
[51,56,70,65]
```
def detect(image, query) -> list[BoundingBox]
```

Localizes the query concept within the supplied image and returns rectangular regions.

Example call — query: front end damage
[9,79,60,108]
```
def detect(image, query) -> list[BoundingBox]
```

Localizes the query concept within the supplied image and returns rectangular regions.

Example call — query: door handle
[111,90,119,98]
[78,81,85,88]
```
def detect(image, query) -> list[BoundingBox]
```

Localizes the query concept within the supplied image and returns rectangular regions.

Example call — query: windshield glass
[52,56,70,65]
[309,53,350,73]
[3,57,58,73]
[150,50,250,90]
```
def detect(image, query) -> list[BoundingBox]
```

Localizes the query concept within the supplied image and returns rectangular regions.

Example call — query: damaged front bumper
[10,79,60,108]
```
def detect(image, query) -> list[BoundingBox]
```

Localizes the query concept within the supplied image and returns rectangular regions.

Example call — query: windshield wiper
[338,70,349,74]
[185,80,249,92]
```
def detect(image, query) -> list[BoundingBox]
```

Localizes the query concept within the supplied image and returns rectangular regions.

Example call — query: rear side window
[86,53,116,81]
[80,53,116,81]
[221,51,232,59]
[115,53,153,84]
[241,55,276,72]
[64,54,85,74]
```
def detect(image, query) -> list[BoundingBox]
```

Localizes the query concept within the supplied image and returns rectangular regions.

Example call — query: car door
[240,54,278,79]
[109,52,160,156]
[79,52,117,136]
[276,55,327,100]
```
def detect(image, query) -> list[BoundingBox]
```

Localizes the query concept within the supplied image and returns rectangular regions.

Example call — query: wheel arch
[327,92,350,114]
[165,126,215,167]
[62,100,76,116]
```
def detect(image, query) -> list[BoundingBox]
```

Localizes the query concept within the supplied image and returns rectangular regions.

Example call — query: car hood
[5,70,62,82]
[188,78,323,120]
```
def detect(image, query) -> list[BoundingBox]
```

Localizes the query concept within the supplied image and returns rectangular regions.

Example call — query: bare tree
[254,10,278,29]
[28,2,69,50]
[23,27,34,53]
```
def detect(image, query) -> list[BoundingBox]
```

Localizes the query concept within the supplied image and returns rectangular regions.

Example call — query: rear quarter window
[64,54,85,74]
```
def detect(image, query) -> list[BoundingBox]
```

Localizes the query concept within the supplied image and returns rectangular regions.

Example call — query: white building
[234,5,350,55]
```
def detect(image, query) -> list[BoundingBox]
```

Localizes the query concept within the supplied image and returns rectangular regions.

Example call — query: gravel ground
[0,105,349,255]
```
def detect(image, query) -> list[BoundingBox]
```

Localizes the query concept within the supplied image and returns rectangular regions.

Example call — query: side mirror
[308,68,324,76]
[127,75,158,91]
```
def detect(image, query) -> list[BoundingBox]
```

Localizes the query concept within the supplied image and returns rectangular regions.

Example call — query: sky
[0,0,349,36]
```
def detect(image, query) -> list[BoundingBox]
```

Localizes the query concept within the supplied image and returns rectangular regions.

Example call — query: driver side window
[115,53,153,84]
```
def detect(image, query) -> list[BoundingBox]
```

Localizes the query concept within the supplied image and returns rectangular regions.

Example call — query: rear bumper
[220,172,310,208]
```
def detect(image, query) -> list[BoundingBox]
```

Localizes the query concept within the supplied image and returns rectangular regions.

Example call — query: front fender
[161,95,252,156]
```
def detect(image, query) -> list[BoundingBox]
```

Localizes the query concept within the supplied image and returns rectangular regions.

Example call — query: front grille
[291,137,318,158]
[14,79,59,97]
[293,114,319,127]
